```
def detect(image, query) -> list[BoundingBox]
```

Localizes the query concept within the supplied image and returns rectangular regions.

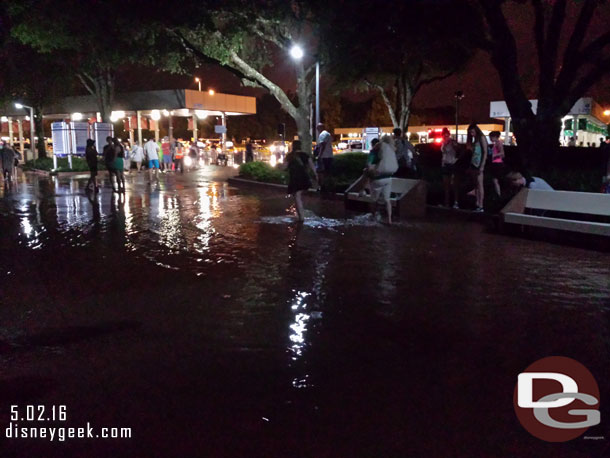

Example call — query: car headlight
[270,145,276,153]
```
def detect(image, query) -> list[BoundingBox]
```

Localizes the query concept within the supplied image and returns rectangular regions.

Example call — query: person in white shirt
[131,141,145,172]
[316,123,333,176]
[144,138,160,180]
[506,171,554,191]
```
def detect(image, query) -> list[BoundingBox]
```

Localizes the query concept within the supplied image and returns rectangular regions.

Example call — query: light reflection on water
[2,172,610,400]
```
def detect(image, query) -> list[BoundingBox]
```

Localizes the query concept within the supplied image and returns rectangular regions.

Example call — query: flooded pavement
[0,168,609,457]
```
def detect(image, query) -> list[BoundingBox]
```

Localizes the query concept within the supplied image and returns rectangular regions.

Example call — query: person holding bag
[370,135,398,224]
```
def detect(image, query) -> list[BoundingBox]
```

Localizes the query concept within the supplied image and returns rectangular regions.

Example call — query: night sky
[117,2,610,124]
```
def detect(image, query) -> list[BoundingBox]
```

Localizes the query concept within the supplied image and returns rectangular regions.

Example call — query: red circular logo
[513,356,600,442]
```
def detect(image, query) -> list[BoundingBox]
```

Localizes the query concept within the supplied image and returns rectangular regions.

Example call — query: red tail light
[435,138,442,143]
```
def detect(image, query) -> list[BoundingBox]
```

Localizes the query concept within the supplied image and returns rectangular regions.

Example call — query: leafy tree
[474,0,610,161]
[7,0,158,123]
[165,0,321,152]
[320,0,477,132]
[1,6,74,158]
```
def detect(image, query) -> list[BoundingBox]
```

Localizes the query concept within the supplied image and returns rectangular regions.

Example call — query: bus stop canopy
[1,89,257,118]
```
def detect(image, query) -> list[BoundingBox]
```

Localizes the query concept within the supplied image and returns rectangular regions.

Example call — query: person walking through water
[85,139,99,192]
[286,140,318,222]
[103,136,118,192]
[113,138,126,192]
[466,123,488,212]
[0,141,17,184]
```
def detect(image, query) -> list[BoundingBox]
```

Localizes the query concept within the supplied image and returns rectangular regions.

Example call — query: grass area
[23,156,106,173]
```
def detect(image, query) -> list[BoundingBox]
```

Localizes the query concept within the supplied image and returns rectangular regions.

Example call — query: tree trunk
[511,114,562,173]
[95,73,114,123]
[78,70,114,123]
[34,106,46,159]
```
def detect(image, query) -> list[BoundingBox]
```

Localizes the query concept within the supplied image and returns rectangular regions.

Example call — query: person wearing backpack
[393,128,416,176]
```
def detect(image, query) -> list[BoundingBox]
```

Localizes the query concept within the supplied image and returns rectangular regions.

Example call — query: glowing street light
[289,44,320,134]
[290,45,304,60]
[604,109,610,116]
[208,89,215,95]
[14,102,36,159]
[195,77,201,92]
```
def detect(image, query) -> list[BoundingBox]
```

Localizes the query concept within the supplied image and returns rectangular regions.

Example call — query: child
[488,131,505,197]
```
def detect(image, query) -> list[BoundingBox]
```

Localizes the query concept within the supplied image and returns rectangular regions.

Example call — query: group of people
[84,136,201,192]
[440,123,556,211]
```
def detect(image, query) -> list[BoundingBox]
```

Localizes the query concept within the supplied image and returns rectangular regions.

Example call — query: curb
[227,177,344,201]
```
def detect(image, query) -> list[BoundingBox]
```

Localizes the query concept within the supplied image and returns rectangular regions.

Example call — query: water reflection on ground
[0,168,609,457]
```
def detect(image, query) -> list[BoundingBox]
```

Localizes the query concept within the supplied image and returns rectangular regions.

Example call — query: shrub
[23,156,106,172]
[239,161,287,184]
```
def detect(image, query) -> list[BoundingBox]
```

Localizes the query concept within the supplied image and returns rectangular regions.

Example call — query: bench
[345,177,427,217]
[501,188,610,237]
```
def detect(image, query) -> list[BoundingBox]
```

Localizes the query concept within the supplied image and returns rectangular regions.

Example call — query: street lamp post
[195,77,201,92]
[454,91,464,142]
[15,103,36,161]
[290,45,320,143]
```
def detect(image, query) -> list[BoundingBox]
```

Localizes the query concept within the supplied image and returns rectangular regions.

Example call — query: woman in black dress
[85,139,99,192]
[286,140,318,221]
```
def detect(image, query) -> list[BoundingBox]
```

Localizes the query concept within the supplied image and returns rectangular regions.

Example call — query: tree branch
[366,79,398,128]
[169,28,260,86]
[76,72,94,95]
[532,0,545,69]
[566,57,610,109]
[555,0,597,94]
[228,50,297,118]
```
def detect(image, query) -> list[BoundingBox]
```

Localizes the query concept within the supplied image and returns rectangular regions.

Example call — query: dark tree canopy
[319,0,478,131]
[473,0,610,162]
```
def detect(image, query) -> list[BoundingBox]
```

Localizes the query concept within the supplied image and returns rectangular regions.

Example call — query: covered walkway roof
[1,89,257,118]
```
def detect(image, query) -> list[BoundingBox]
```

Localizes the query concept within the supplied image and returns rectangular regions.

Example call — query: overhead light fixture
[290,45,304,60]
[151,110,161,121]
[71,112,83,121]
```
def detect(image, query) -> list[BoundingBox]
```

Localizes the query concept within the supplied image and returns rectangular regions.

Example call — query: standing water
[0,169,608,457]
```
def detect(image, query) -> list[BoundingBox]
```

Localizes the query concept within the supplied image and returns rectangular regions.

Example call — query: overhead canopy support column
[169,113,173,140]
[17,119,24,160]
[192,114,198,142]
[128,115,134,145]
[504,117,511,145]
[221,112,226,151]
[136,111,142,145]
[8,117,13,146]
